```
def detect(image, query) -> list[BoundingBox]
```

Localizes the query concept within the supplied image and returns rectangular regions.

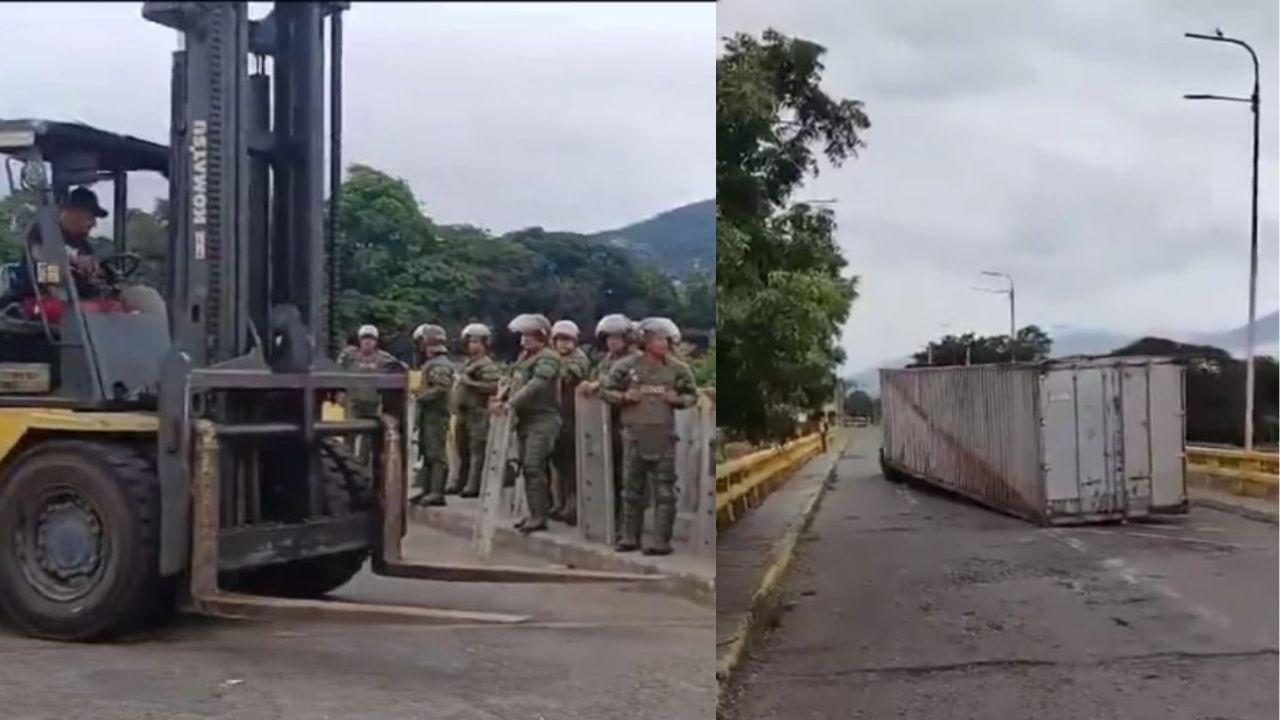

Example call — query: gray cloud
[0,2,714,233]
[719,0,1280,369]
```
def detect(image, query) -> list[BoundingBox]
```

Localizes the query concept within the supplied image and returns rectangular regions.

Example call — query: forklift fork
[185,416,660,627]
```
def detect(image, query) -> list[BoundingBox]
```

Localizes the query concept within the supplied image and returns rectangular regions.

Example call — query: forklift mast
[143,0,345,365]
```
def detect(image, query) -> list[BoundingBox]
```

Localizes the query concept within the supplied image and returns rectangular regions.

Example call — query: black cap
[65,187,108,218]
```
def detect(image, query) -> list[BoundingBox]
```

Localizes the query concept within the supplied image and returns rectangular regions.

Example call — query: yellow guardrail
[1185,445,1279,500]
[716,432,826,530]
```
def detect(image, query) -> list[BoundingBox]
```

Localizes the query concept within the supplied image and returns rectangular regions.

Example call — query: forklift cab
[0,118,171,405]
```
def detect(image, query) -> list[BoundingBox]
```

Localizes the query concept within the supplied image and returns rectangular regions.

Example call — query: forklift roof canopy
[0,118,169,177]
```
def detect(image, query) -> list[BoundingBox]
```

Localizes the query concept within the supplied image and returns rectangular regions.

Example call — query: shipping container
[879,357,1187,524]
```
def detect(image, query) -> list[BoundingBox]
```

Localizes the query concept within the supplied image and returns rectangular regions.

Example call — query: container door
[1040,368,1082,516]
[1119,364,1154,514]
[1040,366,1123,518]
[1147,363,1187,510]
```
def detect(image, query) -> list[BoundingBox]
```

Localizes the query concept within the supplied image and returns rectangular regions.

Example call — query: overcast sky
[0,2,714,234]
[719,0,1280,371]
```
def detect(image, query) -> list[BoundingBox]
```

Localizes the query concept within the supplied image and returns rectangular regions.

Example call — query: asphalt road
[0,526,713,720]
[726,430,1278,720]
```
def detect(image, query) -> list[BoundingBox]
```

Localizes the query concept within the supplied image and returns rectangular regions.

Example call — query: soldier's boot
[460,449,484,498]
[644,471,677,556]
[410,466,431,506]
[517,456,551,535]
[614,499,642,552]
[444,453,464,495]
[424,461,448,506]
[643,500,676,556]
[517,483,549,535]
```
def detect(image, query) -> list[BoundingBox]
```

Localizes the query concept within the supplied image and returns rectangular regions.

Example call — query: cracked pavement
[723,430,1278,720]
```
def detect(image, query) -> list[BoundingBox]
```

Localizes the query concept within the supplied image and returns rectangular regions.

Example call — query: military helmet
[357,324,379,340]
[638,317,681,342]
[551,319,580,340]
[508,313,552,337]
[412,323,448,345]
[594,313,632,338]
[461,323,492,342]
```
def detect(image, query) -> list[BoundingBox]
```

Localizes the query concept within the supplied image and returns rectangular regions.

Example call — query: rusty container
[879,357,1187,524]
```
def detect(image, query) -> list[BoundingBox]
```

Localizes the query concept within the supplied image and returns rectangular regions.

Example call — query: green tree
[717,29,870,441]
[912,325,1054,367]
[844,389,874,417]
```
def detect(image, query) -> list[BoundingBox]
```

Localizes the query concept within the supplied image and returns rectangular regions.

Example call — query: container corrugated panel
[880,357,1187,525]
[881,365,1045,521]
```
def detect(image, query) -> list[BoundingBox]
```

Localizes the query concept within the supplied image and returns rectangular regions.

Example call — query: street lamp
[1183,29,1261,450]
[974,270,1016,361]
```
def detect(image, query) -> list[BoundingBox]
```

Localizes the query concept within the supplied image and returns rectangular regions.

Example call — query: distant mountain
[1189,310,1280,355]
[590,199,714,277]
[846,311,1280,397]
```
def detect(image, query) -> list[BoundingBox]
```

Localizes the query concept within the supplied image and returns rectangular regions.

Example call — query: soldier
[410,324,454,506]
[337,324,406,467]
[447,323,501,498]
[601,317,698,556]
[580,314,638,538]
[549,319,591,525]
[490,313,561,535]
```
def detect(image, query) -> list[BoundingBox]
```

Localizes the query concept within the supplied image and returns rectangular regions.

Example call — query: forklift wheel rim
[14,484,109,604]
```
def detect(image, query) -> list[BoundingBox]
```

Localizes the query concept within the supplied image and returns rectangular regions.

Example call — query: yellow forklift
[0,1,649,642]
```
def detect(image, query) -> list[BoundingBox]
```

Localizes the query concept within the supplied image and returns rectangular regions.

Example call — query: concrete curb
[407,506,715,607]
[715,437,847,713]
[1191,496,1279,525]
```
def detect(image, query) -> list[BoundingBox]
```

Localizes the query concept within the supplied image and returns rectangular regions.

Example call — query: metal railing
[716,432,827,530]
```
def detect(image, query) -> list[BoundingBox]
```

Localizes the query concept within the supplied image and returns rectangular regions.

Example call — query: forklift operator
[12,187,167,319]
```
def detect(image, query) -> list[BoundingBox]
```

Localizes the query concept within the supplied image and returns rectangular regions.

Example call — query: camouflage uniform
[551,345,591,523]
[506,344,562,531]
[450,353,501,497]
[414,350,455,504]
[601,336,698,554]
[592,346,639,532]
[337,344,405,467]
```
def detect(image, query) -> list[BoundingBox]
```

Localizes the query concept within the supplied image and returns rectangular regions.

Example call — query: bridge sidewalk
[715,430,848,688]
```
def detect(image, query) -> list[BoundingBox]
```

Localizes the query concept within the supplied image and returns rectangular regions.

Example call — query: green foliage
[692,337,716,386]
[844,389,874,417]
[716,29,869,441]
[330,165,710,357]
[912,325,1054,366]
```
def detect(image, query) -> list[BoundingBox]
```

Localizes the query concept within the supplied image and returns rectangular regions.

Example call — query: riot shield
[472,411,516,559]
[574,394,615,544]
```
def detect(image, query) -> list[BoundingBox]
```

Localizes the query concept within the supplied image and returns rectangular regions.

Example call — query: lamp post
[1183,30,1261,450]
[975,271,1016,361]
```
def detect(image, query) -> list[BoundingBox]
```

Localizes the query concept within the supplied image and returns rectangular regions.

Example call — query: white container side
[881,357,1187,525]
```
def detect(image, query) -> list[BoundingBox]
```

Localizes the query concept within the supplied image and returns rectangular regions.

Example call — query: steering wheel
[98,252,143,284]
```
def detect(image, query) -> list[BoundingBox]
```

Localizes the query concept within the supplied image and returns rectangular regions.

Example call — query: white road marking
[1045,529,1086,553]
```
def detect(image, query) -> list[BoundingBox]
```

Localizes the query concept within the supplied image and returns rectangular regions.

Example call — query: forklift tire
[224,440,370,599]
[0,440,160,642]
